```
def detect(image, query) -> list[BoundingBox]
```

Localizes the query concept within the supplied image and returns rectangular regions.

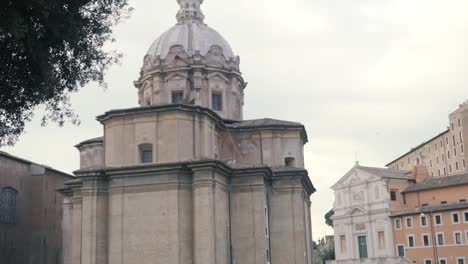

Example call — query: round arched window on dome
[0,187,18,224]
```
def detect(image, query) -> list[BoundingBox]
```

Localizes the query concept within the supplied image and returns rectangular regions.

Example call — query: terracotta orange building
[390,164,468,264]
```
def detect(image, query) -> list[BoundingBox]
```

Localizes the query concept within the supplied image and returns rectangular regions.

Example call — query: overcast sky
[2,0,468,240]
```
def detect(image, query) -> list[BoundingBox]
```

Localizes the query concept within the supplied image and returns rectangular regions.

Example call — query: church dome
[135,0,246,121]
[146,0,235,60]
[147,23,235,60]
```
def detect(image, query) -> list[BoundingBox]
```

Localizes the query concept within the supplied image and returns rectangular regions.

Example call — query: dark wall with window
[0,153,73,264]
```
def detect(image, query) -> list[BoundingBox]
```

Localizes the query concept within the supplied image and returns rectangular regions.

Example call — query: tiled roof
[403,172,468,193]
[227,118,302,128]
[358,166,413,180]
[392,202,468,217]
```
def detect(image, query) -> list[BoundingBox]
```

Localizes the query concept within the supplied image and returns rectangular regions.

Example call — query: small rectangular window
[420,215,427,227]
[264,207,269,237]
[425,260,432,264]
[455,232,462,244]
[406,217,413,228]
[464,211,468,222]
[457,258,465,264]
[0,188,18,224]
[422,234,430,246]
[440,259,447,264]
[434,215,442,225]
[172,91,184,104]
[212,93,222,111]
[408,236,415,247]
[139,143,153,164]
[437,233,444,245]
[390,191,397,201]
[452,212,460,223]
[395,219,402,229]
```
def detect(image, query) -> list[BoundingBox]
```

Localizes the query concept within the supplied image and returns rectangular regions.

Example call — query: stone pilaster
[269,168,314,264]
[61,194,73,264]
[79,176,108,264]
[230,167,271,264]
[189,162,229,264]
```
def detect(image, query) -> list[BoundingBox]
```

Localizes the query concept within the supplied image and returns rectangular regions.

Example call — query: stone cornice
[71,160,315,195]
[74,161,190,179]
[273,168,316,195]
[75,137,103,150]
[96,104,221,124]
[95,104,308,143]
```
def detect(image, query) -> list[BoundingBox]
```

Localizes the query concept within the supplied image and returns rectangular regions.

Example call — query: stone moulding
[65,159,316,196]
[95,103,308,143]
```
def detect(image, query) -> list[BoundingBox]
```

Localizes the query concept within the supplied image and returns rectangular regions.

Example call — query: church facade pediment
[331,167,380,190]
[344,206,367,216]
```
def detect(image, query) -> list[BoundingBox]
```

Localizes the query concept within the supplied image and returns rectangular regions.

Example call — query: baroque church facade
[61,1,315,264]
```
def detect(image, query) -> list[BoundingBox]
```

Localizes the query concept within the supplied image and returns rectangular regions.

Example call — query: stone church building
[61,0,315,264]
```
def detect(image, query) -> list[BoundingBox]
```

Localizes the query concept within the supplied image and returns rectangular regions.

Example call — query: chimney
[411,157,430,183]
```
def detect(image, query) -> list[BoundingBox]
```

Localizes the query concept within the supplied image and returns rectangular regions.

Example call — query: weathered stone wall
[63,162,314,264]
[85,107,305,170]
[0,153,72,264]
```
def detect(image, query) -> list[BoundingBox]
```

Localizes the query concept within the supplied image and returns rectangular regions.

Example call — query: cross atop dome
[176,0,205,23]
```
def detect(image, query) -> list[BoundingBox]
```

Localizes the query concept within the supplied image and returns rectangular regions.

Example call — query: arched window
[139,143,153,164]
[0,187,17,224]
[284,157,296,167]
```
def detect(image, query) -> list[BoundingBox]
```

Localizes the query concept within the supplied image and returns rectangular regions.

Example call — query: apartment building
[391,172,468,264]
[387,101,468,176]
